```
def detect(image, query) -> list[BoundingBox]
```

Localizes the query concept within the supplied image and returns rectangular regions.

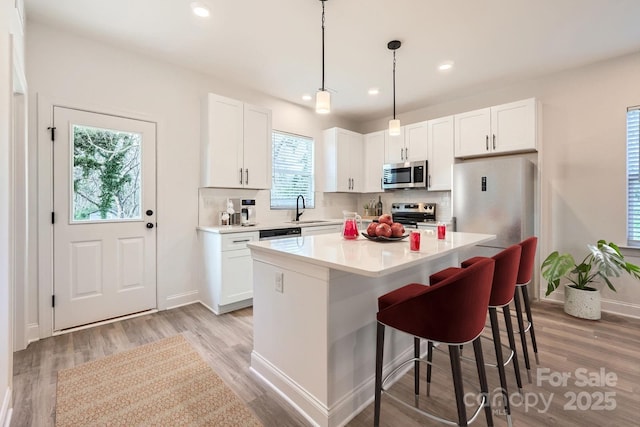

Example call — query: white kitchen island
[247,231,495,427]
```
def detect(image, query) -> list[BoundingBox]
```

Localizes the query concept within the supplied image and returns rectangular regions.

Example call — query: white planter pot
[563,284,601,320]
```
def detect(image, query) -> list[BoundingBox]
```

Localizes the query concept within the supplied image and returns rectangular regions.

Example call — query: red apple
[390,222,405,237]
[378,214,393,225]
[375,223,392,238]
[366,222,379,237]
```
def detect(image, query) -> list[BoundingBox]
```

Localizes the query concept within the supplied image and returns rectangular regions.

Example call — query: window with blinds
[627,107,640,246]
[271,131,315,209]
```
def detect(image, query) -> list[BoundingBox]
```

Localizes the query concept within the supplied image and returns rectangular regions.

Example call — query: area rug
[55,334,262,426]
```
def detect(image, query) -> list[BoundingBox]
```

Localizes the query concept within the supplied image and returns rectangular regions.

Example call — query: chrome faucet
[296,195,305,222]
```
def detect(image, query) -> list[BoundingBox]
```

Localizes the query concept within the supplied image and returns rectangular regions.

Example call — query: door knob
[146,223,154,229]
[146,209,153,216]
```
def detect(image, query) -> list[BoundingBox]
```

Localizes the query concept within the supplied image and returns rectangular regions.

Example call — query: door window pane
[72,125,142,221]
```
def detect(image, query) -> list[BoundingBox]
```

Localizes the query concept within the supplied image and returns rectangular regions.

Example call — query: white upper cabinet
[242,103,272,189]
[201,93,272,189]
[454,98,537,158]
[427,115,454,191]
[384,123,428,164]
[491,99,536,154]
[324,127,363,192]
[384,127,405,163]
[363,131,385,192]
[403,121,429,161]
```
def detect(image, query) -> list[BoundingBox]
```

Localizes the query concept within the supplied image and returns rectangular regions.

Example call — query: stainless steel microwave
[382,160,428,190]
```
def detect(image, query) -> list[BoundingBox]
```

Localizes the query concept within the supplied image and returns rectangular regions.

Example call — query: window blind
[627,107,640,246]
[271,131,315,209]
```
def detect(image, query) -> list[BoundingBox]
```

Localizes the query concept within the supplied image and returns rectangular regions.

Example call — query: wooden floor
[11,301,640,426]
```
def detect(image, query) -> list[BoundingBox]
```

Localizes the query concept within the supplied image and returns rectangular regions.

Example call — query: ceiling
[24,0,640,122]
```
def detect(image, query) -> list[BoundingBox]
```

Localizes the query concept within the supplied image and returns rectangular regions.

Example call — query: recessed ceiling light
[302,94,312,101]
[191,2,210,18]
[438,61,454,71]
[368,88,379,95]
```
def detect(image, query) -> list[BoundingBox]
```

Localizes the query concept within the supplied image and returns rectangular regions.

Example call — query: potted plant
[541,240,640,319]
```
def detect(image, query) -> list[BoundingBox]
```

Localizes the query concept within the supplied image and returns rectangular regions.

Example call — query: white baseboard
[542,294,640,319]
[164,290,199,310]
[601,299,640,319]
[1,387,12,427]
[26,323,40,346]
[198,299,252,315]
[250,343,418,427]
[250,351,328,427]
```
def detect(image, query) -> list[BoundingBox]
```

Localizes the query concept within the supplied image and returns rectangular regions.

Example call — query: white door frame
[37,94,159,338]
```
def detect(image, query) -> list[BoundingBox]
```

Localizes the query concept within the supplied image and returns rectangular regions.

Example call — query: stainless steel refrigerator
[452,156,534,254]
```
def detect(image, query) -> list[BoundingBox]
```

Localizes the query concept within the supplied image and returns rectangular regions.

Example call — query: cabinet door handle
[405,147,408,160]
[232,239,251,243]
[428,175,431,188]
[485,135,489,151]
[239,168,243,185]
[400,148,403,161]
[492,134,496,150]
[245,168,249,185]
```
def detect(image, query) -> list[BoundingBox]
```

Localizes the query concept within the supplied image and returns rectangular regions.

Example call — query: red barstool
[374,258,495,427]
[429,245,523,426]
[512,236,539,383]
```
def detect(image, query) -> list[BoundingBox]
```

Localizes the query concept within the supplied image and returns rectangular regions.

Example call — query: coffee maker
[230,198,257,226]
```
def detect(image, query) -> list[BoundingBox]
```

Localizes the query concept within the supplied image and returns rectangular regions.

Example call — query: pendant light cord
[321,0,326,91]
[392,50,396,120]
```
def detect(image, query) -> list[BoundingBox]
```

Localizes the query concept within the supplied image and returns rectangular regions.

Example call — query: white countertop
[247,231,495,278]
[197,219,342,234]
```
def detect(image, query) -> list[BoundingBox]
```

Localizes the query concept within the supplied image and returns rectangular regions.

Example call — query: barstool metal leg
[489,307,512,425]
[414,337,420,402]
[502,305,523,392]
[513,287,532,383]
[426,341,433,396]
[472,337,494,427]
[521,285,539,364]
[448,345,468,426]
[374,322,385,427]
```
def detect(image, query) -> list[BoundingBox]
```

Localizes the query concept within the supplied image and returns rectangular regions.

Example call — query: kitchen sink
[288,220,331,224]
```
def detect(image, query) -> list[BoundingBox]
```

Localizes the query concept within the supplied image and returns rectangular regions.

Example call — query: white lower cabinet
[199,230,259,314]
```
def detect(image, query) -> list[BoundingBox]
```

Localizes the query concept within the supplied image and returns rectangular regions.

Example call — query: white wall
[361,52,640,317]
[24,21,360,340]
[1,0,22,422]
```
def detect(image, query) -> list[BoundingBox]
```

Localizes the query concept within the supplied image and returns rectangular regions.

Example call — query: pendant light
[388,40,401,136]
[316,0,330,114]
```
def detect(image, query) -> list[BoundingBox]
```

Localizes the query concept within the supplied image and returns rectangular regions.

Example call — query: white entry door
[52,107,157,331]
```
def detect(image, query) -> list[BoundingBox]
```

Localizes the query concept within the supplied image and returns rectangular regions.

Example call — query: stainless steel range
[391,202,437,227]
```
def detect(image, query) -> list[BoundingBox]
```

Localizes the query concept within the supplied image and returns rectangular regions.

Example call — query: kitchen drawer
[221,232,259,251]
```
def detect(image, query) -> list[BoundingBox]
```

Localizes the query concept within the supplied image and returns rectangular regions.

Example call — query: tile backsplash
[198,188,451,226]
[198,188,360,226]
[357,190,452,221]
